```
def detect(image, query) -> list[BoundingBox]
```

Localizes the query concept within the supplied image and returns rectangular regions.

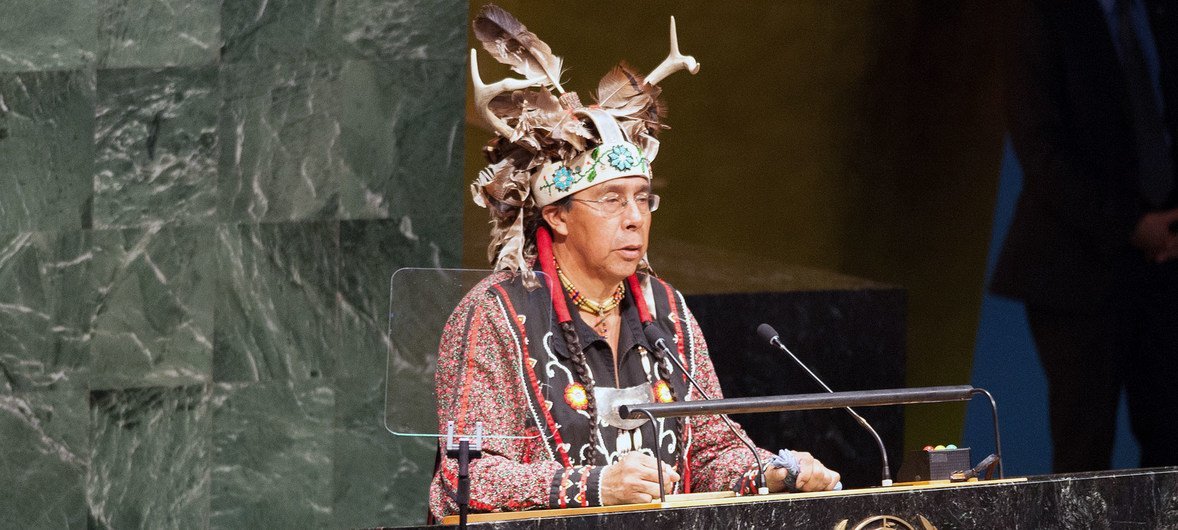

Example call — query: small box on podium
[897,447,971,482]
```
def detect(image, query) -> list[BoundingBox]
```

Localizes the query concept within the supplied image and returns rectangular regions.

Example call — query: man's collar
[560,287,653,357]
[617,296,651,356]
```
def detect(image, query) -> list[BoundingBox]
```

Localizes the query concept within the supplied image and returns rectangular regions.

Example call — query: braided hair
[558,320,601,464]
[535,213,603,465]
[649,346,681,406]
[535,218,686,471]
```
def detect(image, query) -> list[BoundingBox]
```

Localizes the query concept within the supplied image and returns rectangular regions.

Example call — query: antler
[645,16,701,86]
[470,48,546,138]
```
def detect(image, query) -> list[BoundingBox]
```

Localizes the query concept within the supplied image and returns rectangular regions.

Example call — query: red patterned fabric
[428,273,771,519]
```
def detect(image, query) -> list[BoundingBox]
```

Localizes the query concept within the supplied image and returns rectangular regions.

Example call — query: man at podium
[428,5,840,519]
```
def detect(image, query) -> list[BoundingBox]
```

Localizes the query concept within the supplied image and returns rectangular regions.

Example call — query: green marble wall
[0,1,465,527]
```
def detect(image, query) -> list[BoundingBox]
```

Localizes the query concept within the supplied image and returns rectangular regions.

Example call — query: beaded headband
[532,108,652,206]
[468,4,700,274]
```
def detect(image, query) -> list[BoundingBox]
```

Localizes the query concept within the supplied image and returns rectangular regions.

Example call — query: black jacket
[991,0,1178,310]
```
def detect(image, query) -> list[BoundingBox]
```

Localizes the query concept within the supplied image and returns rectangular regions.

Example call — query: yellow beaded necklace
[555,260,625,335]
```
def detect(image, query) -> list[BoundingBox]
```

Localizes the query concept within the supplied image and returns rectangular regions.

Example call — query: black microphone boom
[621,385,1005,480]
[621,386,977,417]
[757,323,893,487]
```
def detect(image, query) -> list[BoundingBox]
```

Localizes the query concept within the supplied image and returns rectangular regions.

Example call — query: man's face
[550,176,652,284]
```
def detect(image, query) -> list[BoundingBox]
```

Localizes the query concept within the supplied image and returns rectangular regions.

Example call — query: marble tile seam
[92,64,219,75]
[86,379,214,394]
[1,8,469,70]
[180,218,341,229]
[82,59,466,88]
[211,55,468,64]
[87,380,208,395]
[0,64,100,75]
[212,52,469,67]
[89,218,224,231]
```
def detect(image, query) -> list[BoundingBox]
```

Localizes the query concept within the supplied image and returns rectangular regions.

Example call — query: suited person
[992,0,1178,472]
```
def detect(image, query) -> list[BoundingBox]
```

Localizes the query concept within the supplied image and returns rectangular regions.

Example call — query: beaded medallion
[564,382,589,410]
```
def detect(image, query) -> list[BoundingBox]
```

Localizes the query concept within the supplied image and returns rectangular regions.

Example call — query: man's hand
[1132,209,1178,263]
[600,452,680,505]
[765,451,841,492]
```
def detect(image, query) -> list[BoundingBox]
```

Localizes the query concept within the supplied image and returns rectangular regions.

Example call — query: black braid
[560,320,600,465]
[650,346,681,403]
[647,339,685,474]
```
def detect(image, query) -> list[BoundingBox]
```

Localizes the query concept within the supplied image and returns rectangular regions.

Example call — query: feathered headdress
[469,4,700,279]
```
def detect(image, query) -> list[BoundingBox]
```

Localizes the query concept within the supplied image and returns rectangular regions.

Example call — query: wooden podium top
[440,478,1028,525]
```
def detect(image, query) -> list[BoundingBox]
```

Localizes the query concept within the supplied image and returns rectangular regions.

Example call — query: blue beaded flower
[552,166,575,191]
[606,145,636,170]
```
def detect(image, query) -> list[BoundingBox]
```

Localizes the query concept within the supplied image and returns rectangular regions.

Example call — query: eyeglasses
[571,193,661,216]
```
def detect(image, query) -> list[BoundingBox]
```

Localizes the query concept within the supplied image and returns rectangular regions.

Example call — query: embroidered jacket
[428,272,772,518]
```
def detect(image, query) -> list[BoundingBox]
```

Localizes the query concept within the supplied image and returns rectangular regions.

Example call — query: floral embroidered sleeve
[678,304,776,494]
[428,284,604,519]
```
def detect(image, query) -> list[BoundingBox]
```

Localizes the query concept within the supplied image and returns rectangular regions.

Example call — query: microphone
[643,326,770,495]
[757,323,894,487]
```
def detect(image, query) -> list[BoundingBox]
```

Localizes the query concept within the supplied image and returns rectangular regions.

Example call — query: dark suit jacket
[991,0,1178,311]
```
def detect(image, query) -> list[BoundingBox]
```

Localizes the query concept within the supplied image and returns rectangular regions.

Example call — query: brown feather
[513,90,563,131]
[474,149,534,209]
[492,210,528,270]
[594,62,671,141]
[488,93,521,119]
[595,62,651,116]
[551,118,591,151]
[472,5,564,91]
[486,88,564,144]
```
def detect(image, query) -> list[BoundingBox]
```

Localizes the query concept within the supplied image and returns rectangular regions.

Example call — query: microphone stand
[761,326,893,486]
[646,329,769,500]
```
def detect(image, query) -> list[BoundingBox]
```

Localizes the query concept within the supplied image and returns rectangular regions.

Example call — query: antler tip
[669,16,680,52]
[644,14,699,85]
[470,49,483,85]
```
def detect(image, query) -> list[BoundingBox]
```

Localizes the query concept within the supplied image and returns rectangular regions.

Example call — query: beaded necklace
[555,259,625,335]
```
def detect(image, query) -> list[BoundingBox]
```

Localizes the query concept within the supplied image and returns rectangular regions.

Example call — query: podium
[390,467,1178,529]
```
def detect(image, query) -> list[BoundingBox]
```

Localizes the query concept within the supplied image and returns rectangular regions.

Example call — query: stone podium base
[414,467,1178,529]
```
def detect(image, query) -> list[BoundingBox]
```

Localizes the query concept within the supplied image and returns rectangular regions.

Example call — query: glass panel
[384,267,551,441]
